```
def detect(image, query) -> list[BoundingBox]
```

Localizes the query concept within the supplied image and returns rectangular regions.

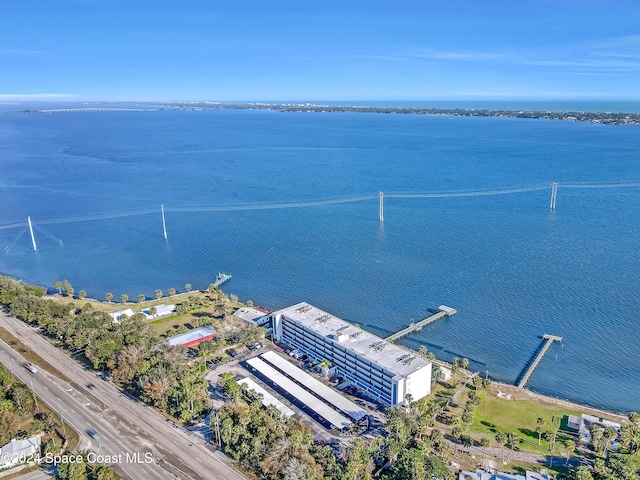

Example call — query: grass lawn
[469,388,582,455]
[53,290,212,314]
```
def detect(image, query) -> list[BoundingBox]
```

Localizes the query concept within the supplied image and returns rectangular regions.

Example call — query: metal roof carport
[261,351,367,421]
[238,377,295,418]
[246,357,352,430]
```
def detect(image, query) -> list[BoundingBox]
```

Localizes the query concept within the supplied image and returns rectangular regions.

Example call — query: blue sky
[1,0,640,101]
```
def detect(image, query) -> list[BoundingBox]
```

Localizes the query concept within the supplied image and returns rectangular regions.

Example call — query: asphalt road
[0,311,247,480]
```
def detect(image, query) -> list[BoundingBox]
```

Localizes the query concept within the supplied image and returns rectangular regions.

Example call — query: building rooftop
[0,435,41,469]
[167,325,216,347]
[238,377,295,418]
[275,302,431,378]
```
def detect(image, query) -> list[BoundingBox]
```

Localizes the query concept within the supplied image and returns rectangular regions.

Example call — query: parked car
[226,348,238,358]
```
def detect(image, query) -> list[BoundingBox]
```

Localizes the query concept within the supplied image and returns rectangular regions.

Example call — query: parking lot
[204,341,387,444]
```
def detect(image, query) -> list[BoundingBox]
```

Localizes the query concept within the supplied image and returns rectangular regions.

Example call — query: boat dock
[385,305,457,342]
[516,334,563,388]
[212,273,232,287]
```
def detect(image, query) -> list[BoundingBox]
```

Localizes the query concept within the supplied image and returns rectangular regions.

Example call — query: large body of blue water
[1,107,639,413]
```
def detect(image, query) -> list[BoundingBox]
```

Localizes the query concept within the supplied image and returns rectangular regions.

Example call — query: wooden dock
[385,305,457,342]
[516,334,563,388]
[212,273,231,288]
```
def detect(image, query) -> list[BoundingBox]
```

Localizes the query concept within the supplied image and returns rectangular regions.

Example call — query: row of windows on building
[281,323,394,404]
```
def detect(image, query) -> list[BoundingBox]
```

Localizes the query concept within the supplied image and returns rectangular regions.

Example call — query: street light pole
[57,403,68,439]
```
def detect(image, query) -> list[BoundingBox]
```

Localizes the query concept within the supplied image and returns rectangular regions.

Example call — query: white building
[142,304,176,319]
[576,414,621,449]
[233,307,270,327]
[271,302,432,406]
[438,366,452,382]
[108,308,136,323]
[459,470,549,480]
[0,435,41,469]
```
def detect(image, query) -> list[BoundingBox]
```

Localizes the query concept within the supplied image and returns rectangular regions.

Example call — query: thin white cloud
[0,94,76,100]
[0,48,45,55]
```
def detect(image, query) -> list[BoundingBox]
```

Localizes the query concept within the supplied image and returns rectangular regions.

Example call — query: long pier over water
[386,305,457,342]
[516,334,563,388]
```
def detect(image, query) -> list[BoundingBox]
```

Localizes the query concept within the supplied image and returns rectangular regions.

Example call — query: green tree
[472,375,483,391]
[168,288,176,296]
[149,306,157,317]
[573,466,594,480]
[603,426,617,456]
[78,290,87,300]
[462,409,474,430]
[543,431,554,451]
[155,289,163,299]
[319,359,332,378]
[460,358,469,371]
[63,279,72,296]
[121,294,128,304]
[590,424,604,453]
[495,432,507,462]
[184,283,192,292]
[451,358,460,384]
[138,294,145,303]
[536,417,546,445]
[480,437,491,463]
[418,345,427,357]
[55,281,63,295]
[246,300,253,307]
[105,292,113,303]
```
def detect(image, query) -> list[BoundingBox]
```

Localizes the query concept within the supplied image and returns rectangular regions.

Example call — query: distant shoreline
[18,102,640,125]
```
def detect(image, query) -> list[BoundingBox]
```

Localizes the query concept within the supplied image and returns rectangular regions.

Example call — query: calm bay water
[1,107,639,413]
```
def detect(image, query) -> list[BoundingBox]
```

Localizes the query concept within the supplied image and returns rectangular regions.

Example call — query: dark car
[87,428,100,439]
[226,348,238,358]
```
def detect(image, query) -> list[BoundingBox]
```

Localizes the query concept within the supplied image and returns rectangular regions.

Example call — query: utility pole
[549,182,558,210]
[214,411,221,448]
[57,403,68,439]
[27,216,37,252]
[29,379,39,411]
[161,204,168,240]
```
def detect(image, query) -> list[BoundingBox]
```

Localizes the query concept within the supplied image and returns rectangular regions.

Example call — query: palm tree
[495,432,507,462]
[67,287,74,298]
[168,288,176,296]
[105,292,113,303]
[319,359,331,378]
[473,375,483,391]
[460,358,469,371]
[543,431,554,451]
[184,283,192,293]
[604,427,617,456]
[78,290,87,300]
[138,294,145,303]
[405,393,413,412]
[590,424,604,453]
[155,289,163,299]
[418,346,427,357]
[121,294,128,304]
[55,281,62,295]
[452,358,460,384]
[506,432,520,460]
[536,417,546,445]
[480,437,490,463]
[149,306,157,318]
